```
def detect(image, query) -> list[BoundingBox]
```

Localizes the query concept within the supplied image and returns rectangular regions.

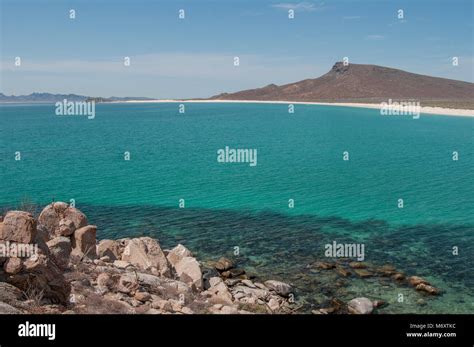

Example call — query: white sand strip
[117,99,474,117]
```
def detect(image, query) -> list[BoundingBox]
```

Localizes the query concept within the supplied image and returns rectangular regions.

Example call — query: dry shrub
[17,197,40,217]
[74,290,133,314]
[22,282,45,313]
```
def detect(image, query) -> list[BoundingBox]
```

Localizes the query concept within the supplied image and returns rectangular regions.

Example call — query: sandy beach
[119,99,474,117]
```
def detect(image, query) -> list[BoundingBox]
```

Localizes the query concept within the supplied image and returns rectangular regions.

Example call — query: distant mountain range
[0,93,154,103]
[210,62,474,109]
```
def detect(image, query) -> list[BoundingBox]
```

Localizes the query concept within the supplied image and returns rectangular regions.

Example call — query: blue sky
[1,0,473,98]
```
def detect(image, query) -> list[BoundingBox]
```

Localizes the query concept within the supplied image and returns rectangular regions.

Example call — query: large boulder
[264,280,293,298]
[122,237,170,276]
[214,257,234,271]
[174,256,202,290]
[0,302,22,314]
[7,254,71,304]
[97,239,121,261]
[38,202,88,239]
[347,297,374,314]
[136,272,164,288]
[135,272,188,297]
[166,244,192,268]
[0,211,37,243]
[0,282,23,306]
[203,277,233,305]
[233,285,269,301]
[408,276,429,287]
[46,236,72,269]
[71,225,97,259]
[116,273,139,294]
[416,283,439,295]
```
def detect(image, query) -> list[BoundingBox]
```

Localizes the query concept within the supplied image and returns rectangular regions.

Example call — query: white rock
[264,280,293,297]
[0,302,22,314]
[347,297,374,314]
[204,281,233,305]
[174,256,202,290]
[234,292,245,300]
[166,244,192,268]
[220,305,238,314]
[117,273,139,294]
[254,282,267,290]
[241,279,256,288]
[233,285,268,300]
[267,297,280,311]
[181,307,194,314]
[97,239,121,260]
[209,276,224,288]
[113,260,132,269]
[122,237,170,276]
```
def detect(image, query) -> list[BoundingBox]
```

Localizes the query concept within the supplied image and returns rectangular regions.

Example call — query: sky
[1,0,473,98]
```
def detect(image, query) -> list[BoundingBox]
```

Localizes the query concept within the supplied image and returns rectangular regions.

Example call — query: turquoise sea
[1,103,473,313]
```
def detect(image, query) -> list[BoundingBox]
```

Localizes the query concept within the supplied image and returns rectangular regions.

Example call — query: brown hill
[210,62,474,108]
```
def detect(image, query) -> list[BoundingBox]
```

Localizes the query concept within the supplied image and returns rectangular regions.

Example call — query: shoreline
[0,203,446,314]
[118,99,474,117]
[1,99,473,117]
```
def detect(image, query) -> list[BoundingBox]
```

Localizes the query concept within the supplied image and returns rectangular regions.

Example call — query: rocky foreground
[0,202,439,315]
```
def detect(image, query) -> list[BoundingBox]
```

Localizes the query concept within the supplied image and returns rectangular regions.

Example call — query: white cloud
[271,2,324,12]
[342,15,361,20]
[1,53,316,78]
[366,34,385,41]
